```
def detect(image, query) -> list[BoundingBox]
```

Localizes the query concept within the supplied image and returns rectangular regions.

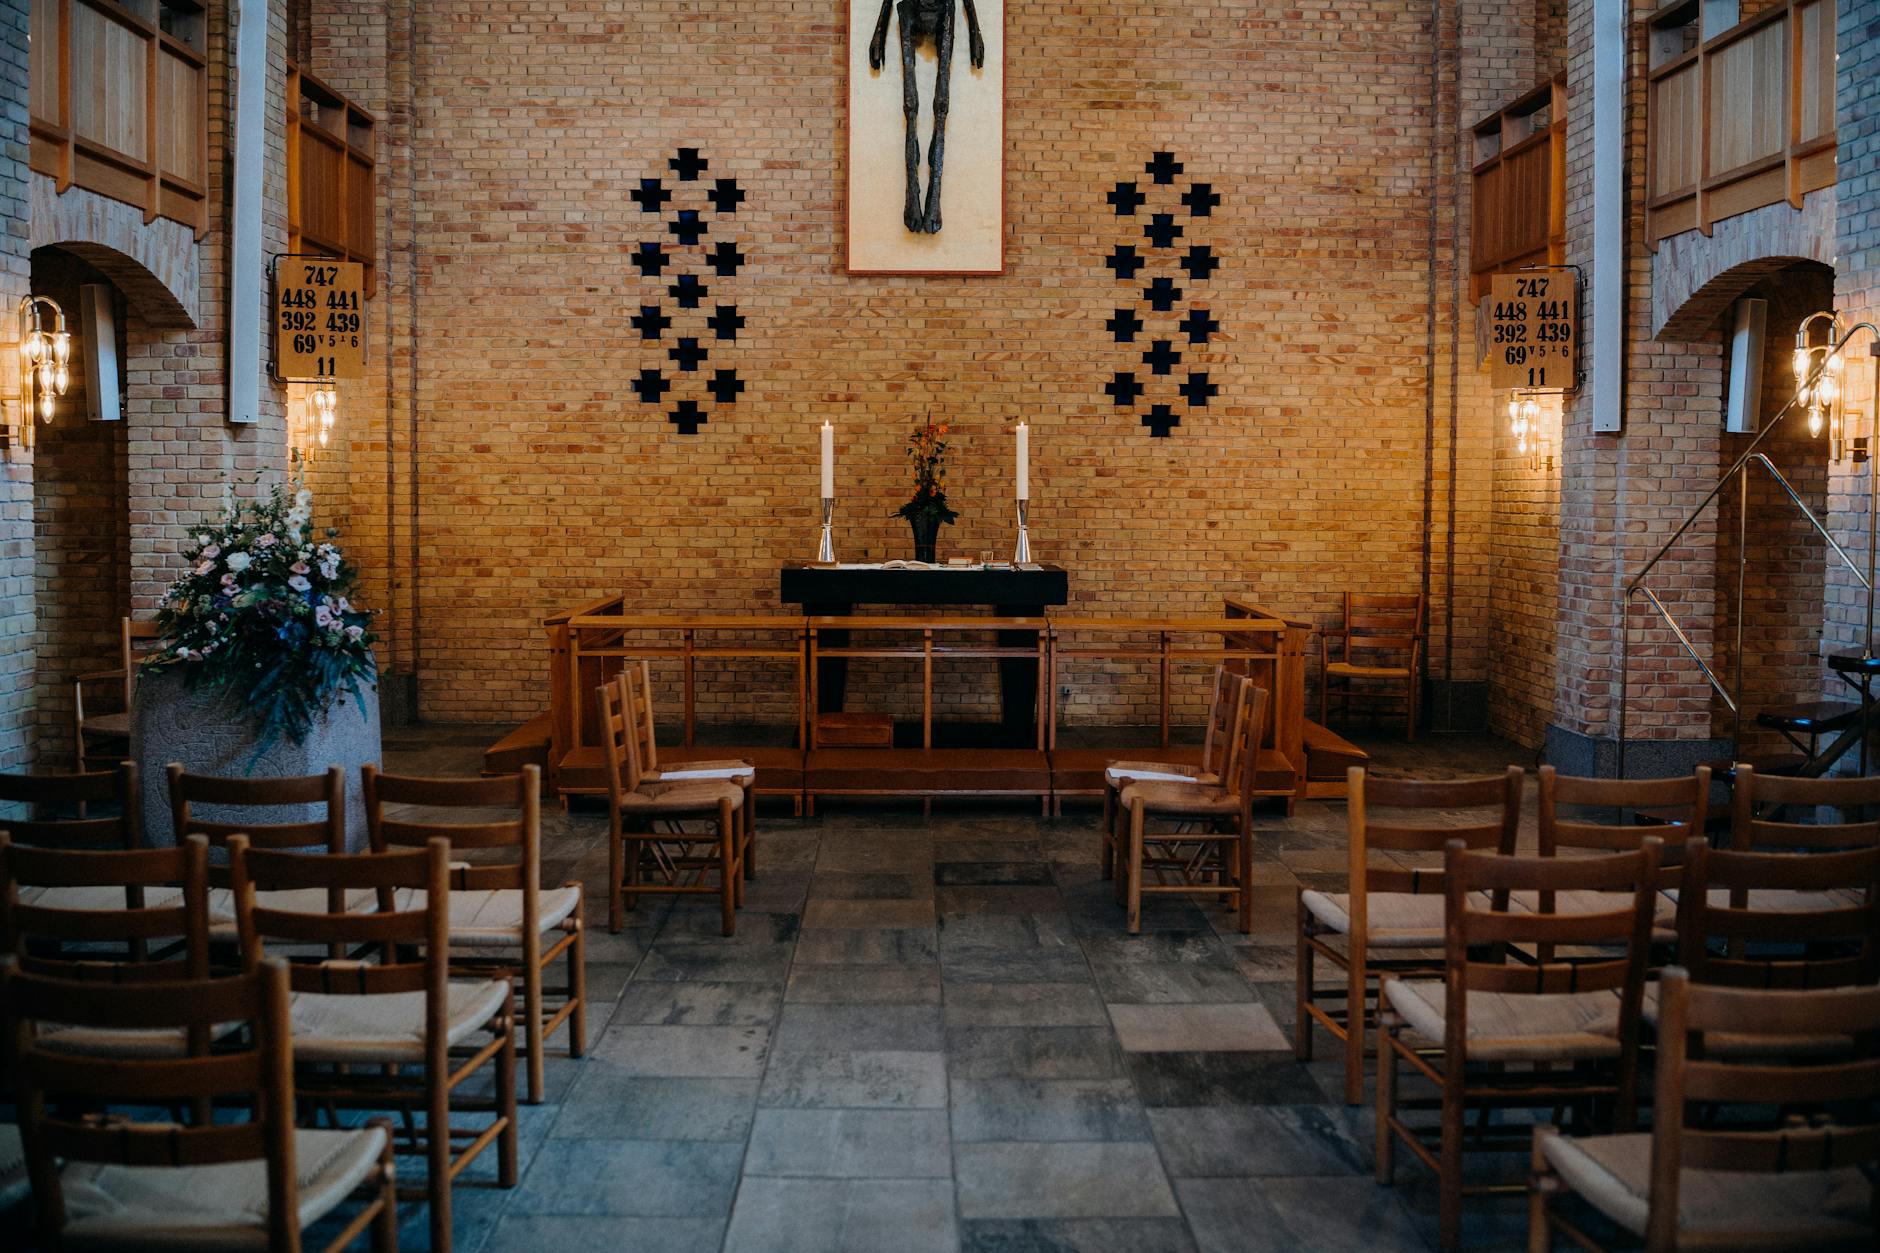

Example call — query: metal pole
[1868,353,1879,660]
[1734,465,1747,754]
[1618,595,1630,779]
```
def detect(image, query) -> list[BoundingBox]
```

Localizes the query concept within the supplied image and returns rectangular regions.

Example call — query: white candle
[820,421,834,498]
[1015,422,1029,501]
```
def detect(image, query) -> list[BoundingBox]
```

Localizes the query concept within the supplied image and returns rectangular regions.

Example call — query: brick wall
[0,0,32,769]
[295,0,1566,734]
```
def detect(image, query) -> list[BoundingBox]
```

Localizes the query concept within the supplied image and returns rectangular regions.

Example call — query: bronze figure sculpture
[868,0,986,235]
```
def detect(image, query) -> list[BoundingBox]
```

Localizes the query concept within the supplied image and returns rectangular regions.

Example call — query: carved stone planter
[131,668,381,850]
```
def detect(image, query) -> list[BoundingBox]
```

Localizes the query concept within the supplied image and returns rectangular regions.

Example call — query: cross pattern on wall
[1102,151,1221,438]
[631,148,744,436]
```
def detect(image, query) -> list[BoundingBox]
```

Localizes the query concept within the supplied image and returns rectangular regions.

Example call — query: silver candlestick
[1012,499,1031,565]
[817,497,836,563]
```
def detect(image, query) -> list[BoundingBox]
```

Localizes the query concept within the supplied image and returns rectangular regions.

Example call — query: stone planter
[132,668,381,850]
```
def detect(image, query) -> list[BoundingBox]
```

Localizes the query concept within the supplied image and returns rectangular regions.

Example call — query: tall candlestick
[1015,422,1029,501]
[820,421,834,498]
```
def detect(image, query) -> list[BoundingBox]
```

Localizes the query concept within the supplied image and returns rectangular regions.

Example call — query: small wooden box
[816,712,895,747]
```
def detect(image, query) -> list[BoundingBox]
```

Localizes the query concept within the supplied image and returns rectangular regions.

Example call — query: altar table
[779,563,1070,744]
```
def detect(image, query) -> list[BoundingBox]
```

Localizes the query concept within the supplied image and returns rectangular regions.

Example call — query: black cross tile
[630,178,671,213]
[706,305,745,341]
[706,241,746,277]
[1143,214,1183,249]
[669,148,709,180]
[1144,151,1184,185]
[1180,372,1219,407]
[1181,182,1220,217]
[707,369,745,404]
[668,338,708,371]
[1106,308,1144,343]
[1143,339,1182,375]
[631,368,670,405]
[1180,245,1218,281]
[1105,372,1144,407]
[669,274,707,308]
[708,178,745,214]
[1108,181,1145,216]
[632,243,670,277]
[1142,404,1180,437]
[668,398,707,434]
[1106,245,1145,281]
[1179,307,1220,345]
[1143,276,1182,311]
[669,210,708,245]
[630,305,671,340]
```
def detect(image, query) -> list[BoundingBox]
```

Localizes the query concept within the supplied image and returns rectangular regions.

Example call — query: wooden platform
[1300,718,1368,799]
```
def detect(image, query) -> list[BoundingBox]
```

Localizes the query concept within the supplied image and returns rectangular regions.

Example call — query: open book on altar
[820,560,1043,571]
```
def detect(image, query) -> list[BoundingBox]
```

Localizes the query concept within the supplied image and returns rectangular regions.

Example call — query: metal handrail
[1618,322,1878,777]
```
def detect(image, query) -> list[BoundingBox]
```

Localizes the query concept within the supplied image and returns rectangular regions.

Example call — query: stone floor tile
[1175,1176,1429,1253]
[1107,1002,1289,1052]
[771,1001,944,1052]
[945,1025,1125,1081]
[1124,1050,1325,1107]
[757,1048,949,1108]
[591,1023,771,1078]
[506,1138,744,1217]
[661,907,801,945]
[953,1142,1180,1219]
[634,943,794,985]
[550,1075,759,1141]
[803,898,937,929]
[794,925,939,966]
[958,1218,1199,1253]
[744,1107,952,1177]
[1147,1105,1367,1177]
[941,982,1109,1027]
[811,870,935,900]
[722,1177,958,1253]
[937,885,1068,916]
[934,861,1055,886]
[949,1078,1150,1142]
[785,964,943,1004]
[481,1214,725,1253]
[611,980,783,1027]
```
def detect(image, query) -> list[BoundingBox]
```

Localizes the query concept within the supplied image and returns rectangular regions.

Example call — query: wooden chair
[1378,838,1661,1252]
[1729,763,1880,852]
[4,956,399,1253]
[1100,664,1244,883]
[597,676,746,936]
[363,763,586,1105]
[169,763,368,941]
[619,661,758,879]
[0,764,170,938]
[1116,678,1267,936]
[1320,591,1424,741]
[71,617,161,772]
[230,834,517,1253]
[1676,836,1880,993]
[1295,764,1524,1106]
[0,833,213,1058]
[1529,969,1880,1251]
[1535,765,1709,950]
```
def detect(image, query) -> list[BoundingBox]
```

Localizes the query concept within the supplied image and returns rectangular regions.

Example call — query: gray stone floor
[376,727,1548,1253]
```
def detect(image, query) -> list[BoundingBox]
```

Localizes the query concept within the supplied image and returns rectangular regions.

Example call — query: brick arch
[1652,192,1836,341]
[29,182,199,329]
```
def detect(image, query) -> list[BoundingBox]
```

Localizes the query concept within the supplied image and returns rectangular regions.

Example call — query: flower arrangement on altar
[894,418,959,562]
[144,481,377,751]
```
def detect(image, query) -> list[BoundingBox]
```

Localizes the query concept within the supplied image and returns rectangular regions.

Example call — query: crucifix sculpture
[868,0,986,235]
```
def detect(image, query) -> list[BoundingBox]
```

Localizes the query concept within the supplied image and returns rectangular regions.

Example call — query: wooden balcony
[1470,76,1566,304]
[1644,0,1836,247]
[28,0,208,236]
[286,66,378,296]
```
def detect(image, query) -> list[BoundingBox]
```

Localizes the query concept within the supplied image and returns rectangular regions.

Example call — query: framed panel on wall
[846,0,1005,275]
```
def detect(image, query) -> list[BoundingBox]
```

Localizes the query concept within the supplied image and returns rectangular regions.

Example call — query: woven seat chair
[598,675,747,936]
[617,661,757,878]
[1115,678,1268,936]
[70,617,160,772]
[1100,664,1243,885]
[0,763,175,944]
[4,956,398,1253]
[363,762,586,1105]
[1377,838,1661,1251]
[230,835,517,1253]
[169,763,375,943]
[1294,764,1524,1106]
[1529,969,1880,1252]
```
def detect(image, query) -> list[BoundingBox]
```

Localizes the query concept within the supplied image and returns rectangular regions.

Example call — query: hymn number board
[273,259,366,380]
[1488,271,1576,392]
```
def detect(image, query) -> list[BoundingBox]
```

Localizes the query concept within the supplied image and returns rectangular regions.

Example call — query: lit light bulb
[1819,373,1839,406]
[52,333,70,365]
[1794,347,1813,382]
[1809,407,1825,438]
[23,331,42,363]
[38,391,52,421]
[1827,351,1844,377]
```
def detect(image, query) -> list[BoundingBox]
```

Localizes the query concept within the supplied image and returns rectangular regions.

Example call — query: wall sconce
[1795,310,1846,459]
[1507,391,1540,457]
[288,380,338,466]
[13,295,72,448]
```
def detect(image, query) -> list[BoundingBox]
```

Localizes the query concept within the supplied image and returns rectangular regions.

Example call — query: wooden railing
[1644,0,1836,246]
[28,0,208,236]
[1470,76,1567,303]
[286,65,378,295]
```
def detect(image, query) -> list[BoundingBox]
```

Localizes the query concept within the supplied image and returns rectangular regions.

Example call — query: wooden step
[1301,718,1369,780]
[807,747,1050,797]
[483,712,552,776]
